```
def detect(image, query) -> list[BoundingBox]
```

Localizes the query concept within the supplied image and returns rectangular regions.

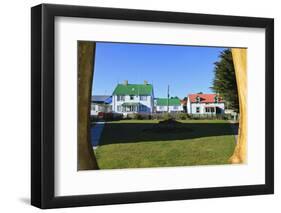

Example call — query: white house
[90,95,112,116]
[187,94,225,115]
[155,97,183,113]
[111,80,154,115]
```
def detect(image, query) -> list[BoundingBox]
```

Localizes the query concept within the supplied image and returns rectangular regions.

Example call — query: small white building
[111,80,154,115]
[90,95,112,116]
[155,97,183,113]
[187,94,225,115]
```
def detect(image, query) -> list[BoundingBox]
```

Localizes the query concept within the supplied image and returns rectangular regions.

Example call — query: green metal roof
[156,98,181,106]
[112,84,153,95]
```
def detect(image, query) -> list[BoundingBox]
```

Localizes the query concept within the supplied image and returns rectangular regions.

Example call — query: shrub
[90,115,98,122]
[162,112,172,121]
[136,113,144,120]
[132,113,143,120]
[178,113,188,120]
[103,112,113,121]
[151,113,162,120]
[112,113,123,121]
[188,113,232,120]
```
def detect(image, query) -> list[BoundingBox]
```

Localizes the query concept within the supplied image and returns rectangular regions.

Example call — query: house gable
[188,94,224,103]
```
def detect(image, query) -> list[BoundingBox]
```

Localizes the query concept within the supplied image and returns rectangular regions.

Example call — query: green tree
[211,49,239,112]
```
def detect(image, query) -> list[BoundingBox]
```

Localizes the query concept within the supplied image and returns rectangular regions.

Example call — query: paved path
[91,121,105,149]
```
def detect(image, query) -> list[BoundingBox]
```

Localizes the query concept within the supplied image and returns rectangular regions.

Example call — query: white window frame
[140,95,147,101]
[117,95,125,101]
[117,105,122,112]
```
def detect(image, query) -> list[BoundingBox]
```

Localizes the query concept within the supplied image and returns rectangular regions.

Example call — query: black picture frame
[31,3,274,209]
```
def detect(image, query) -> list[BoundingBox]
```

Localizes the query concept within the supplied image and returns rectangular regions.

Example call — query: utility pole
[167,85,170,113]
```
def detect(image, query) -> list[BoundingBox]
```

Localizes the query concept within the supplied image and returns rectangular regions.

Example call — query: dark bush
[134,113,143,120]
[178,113,188,120]
[127,113,146,120]
[162,112,172,121]
[188,113,232,120]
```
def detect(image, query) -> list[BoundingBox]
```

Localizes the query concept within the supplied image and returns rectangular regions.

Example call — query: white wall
[112,95,153,113]
[91,103,112,115]
[189,103,225,114]
[187,98,191,114]
[156,105,183,112]
[0,0,279,213]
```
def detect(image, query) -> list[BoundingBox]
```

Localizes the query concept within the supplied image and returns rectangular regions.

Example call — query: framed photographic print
[31,4,274,209]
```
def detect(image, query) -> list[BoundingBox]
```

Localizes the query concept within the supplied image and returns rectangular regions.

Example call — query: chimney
[144,80,148,85]
[124,80,128,85]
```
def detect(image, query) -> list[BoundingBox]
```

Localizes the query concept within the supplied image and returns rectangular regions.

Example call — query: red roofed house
[187,94,225,115]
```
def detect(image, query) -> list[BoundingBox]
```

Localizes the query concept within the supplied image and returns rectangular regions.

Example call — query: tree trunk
[229,48,247,164]
[78,41,99,170]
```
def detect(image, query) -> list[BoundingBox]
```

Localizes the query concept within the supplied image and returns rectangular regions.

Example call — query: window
[205,107,215,113]
[91,104,95,111]
[139,105,146,112]
[126,105,136,112]
[117,95,125,101]
[173,106,178,110]
[196,96,200,103]
[130,95,134,100]
[196,107,200,113]
[159,106,165,111]
[140,96,147,101]
[117,105,122,112]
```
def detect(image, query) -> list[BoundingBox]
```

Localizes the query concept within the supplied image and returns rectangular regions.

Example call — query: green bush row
[131,113,232,120]
[91,112,234,121]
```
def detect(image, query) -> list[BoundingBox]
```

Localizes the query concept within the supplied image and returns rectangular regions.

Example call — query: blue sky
[92,42,226,99]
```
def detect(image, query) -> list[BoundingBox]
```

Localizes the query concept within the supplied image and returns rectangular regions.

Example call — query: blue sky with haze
[92,42,226,99]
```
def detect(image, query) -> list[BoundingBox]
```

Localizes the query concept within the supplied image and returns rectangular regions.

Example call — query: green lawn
[94,119,237,169]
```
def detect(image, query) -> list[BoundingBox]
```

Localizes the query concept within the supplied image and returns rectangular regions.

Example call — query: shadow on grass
[97,122,238,146]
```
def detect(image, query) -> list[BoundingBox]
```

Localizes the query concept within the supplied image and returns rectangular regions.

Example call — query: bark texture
[78,41,99,170]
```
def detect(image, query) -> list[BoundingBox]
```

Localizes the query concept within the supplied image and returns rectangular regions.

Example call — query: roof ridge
[113,83,153,95]
[156,97,180,99]
[188,93,217,95]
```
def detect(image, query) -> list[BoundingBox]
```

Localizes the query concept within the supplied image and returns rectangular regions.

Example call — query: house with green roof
[155,97,183,113]
[112,80,154,115]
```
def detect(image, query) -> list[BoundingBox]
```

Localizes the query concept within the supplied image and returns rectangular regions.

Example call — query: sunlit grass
[95,120,237,169]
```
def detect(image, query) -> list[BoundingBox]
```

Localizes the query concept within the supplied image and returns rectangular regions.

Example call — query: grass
[94,119,237,169]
